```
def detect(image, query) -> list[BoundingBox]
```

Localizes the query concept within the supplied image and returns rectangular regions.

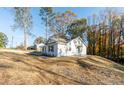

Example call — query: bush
[0,32,8,48]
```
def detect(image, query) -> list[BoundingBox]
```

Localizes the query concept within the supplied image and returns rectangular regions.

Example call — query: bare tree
[13,8,32,50]
[39,7,54,40]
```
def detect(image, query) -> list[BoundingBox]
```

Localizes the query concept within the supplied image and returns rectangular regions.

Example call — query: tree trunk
[104,30,107,57]
[24,30,27,50]
[108,28,112,58]
[112,30,115,59]
[93,27,96,55]
[117,25,122,62]
[99,29,101,56]
[46,16,48,41]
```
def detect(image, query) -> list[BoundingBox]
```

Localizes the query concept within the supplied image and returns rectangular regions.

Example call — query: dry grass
[0,49,124,85]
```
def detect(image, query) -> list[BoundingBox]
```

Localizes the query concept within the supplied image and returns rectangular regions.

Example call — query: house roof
[46,34,67,44]
[69,36,87,46]
[36,43,45,46]
[46,34,87,46]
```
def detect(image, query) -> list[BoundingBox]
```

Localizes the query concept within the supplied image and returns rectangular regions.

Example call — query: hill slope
[0,49,124,85]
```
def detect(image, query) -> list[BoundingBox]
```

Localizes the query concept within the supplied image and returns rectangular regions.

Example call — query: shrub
[0,32,8,48]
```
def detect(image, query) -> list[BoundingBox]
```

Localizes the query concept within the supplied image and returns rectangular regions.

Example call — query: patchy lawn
[0,49,124,85]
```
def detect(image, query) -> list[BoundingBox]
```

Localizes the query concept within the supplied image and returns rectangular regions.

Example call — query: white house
[35,43,45,51]
[42,36,87,57]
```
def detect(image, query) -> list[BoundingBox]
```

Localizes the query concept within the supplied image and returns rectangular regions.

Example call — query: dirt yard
[0,49,124,85]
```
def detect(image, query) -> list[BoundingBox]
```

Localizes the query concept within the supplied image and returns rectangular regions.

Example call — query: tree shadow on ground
[79,56,124,72]
[27,51,51,59]
[16,59,88,85]
[27,51,42,56]
[0,64,12,69]
[2,51,88,84]
[76,58,95,69]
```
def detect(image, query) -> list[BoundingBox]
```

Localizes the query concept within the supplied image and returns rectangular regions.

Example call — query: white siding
[36,43,44,51]
[66,41,77,56]
[45,43,58,56]
[66,37,87,56]
[81,43,87,55]
[42,36,87,57]
[57,44,66,57]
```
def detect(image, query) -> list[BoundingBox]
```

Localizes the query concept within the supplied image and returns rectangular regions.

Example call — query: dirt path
[0,49,124,85]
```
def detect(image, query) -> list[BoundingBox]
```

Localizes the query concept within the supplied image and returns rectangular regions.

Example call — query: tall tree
[106,8,117,58]
[116,16,124,61]
[120,15,124,59]
[39,7,54,40]
[13,7,32,50]
[67,18,87,40]
[50,10,76,37]
[92,14,97,55]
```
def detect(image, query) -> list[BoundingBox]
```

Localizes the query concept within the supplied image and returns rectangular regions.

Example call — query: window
[51,46,54,52]
[43,47,46,52]
[68,42,71,51]
[69,47,71,51]
[48,45,54,52]
[74,40,77,44]
[48,46,51,52]
[77,46,82,53]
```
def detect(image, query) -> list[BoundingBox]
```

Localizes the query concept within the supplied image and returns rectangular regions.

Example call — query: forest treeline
[86,9,124,63]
